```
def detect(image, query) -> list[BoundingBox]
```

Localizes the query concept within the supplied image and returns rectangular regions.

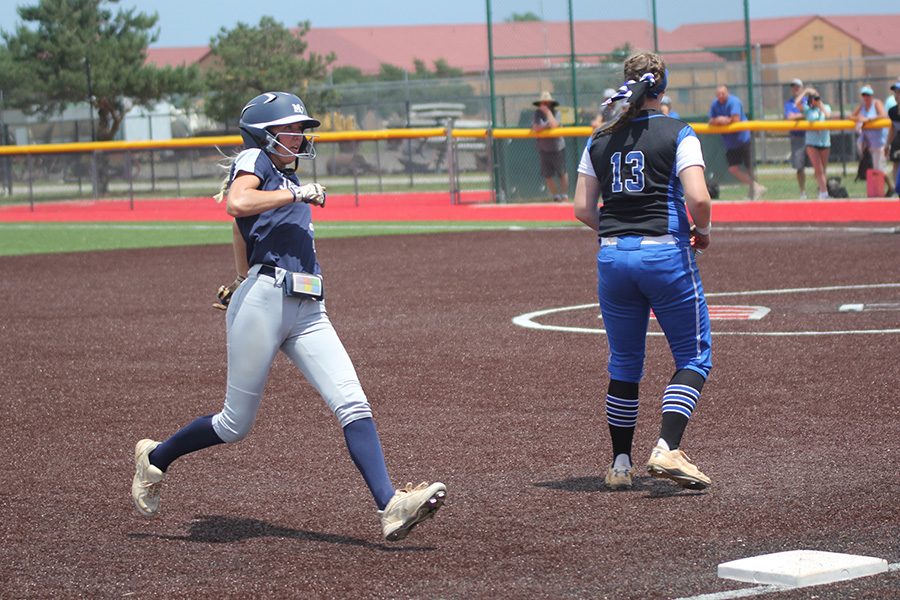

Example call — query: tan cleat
[132,439,164,516]
[379,482,446,541]
[646,445,711,490]
[604,464,634,490]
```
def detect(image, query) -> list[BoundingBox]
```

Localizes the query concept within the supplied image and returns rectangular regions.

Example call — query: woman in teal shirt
[797,88,832,199]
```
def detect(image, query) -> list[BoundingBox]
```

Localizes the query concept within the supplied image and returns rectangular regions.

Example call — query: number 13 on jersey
[610,151,646,193]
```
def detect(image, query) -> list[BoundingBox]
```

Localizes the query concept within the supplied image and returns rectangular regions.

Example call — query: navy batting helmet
[239,92,321,159]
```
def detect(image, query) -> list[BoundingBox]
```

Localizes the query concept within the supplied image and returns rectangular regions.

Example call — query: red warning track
[1,191,899,222]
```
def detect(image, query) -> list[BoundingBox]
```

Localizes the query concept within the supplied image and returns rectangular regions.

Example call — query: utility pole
[743,0,754,119]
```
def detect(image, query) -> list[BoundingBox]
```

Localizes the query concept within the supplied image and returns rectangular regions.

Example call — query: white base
[718,550,888,587]
[839,303,865,312]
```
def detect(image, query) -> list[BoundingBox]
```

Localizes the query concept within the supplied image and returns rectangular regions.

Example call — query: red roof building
[145,46,210,68]
[304,20,721,75]
[671,15,900,82]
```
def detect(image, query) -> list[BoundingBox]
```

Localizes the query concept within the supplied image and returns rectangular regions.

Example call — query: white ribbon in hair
[602,73,657,106]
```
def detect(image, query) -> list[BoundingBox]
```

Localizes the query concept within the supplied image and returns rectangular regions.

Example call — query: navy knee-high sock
[149,414,225,472]
[343,418,395,510]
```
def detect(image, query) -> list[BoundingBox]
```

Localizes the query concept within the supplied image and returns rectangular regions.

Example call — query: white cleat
[132,439,164,516]
[379,482,446,541]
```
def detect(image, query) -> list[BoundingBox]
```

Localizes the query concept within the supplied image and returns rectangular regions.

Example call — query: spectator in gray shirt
[532,91,568,201]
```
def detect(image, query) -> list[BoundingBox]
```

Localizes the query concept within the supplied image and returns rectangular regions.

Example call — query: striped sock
[661,384,700,419]
[659,383,701,450]
[607,392,639,459]
[606,394,639,428]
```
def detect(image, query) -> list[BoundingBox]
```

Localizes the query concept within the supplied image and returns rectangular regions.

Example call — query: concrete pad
[718,550,888,587]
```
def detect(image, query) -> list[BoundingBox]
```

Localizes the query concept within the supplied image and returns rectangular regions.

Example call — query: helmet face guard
[239,92,321,160]
[266,131,318,160]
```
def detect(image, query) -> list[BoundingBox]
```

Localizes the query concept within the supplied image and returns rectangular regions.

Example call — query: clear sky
[0,1,897,47]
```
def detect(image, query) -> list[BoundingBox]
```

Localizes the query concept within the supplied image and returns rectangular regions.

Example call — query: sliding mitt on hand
[213,275,246,310]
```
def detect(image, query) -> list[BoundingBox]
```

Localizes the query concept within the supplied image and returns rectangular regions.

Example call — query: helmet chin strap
[280,159,299,175]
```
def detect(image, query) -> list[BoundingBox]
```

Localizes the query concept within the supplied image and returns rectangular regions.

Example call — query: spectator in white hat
[851,84,888,177]
[785,78,809,198]
[591,88,625,129]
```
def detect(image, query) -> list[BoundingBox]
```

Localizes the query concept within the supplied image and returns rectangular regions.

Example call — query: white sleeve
[577,144,597,178]
[232,149,263,179]
[675,134,705,175]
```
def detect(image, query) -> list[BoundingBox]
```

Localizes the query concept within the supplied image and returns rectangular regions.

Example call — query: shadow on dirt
[127,514,434,551]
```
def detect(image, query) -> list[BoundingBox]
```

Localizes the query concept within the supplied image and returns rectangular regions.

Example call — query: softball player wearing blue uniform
[132,92,446,541]
[573,53,713,491]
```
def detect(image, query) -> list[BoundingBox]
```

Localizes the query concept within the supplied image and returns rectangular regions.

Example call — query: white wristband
[695,223,711,236]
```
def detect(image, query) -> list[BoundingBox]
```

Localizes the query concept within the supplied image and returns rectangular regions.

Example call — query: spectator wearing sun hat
[531,90,568,201]
[851,84,888,175]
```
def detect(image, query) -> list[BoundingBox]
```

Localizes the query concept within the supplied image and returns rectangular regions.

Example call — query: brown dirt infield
[2,225,899,599]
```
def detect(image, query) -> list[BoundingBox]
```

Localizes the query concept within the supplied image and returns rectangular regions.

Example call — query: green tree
[604,42,633,64]
[202,17,335,128]
[506,12,541,22]
[377,63,407,82]
[327,59,476,123]
[330,65,366,86]
[0,0,199,142]
[549,43,635,125]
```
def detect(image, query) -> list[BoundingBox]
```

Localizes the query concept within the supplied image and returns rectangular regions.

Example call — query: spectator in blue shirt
[660,96,680,120]
[709,85,765,200]
[784,79,808,198]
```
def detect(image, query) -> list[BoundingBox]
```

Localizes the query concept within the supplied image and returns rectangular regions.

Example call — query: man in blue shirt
[784,79,808,199]
[709,85,765,200]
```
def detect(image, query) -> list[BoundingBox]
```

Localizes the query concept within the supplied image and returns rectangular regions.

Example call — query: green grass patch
[718,166,877,200]
[0,221,577,257]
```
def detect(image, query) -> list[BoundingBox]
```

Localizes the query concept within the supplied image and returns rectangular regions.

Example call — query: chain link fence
[0,131,496,207]
[2,1,899,204]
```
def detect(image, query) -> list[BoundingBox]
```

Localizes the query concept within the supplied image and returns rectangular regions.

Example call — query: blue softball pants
[597,236,712,383]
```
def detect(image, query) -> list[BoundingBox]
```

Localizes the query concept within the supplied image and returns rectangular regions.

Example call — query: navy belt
[258,264,277,277]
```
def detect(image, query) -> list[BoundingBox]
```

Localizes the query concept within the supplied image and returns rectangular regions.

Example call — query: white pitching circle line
[512,284,900,337]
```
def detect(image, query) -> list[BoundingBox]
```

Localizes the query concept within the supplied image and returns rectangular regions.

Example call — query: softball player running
[573,53,713,491]
[132,92,445,541]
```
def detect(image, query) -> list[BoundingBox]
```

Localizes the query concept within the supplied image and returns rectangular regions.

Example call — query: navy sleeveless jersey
[229,149,320,276]
[578,110,704,240]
